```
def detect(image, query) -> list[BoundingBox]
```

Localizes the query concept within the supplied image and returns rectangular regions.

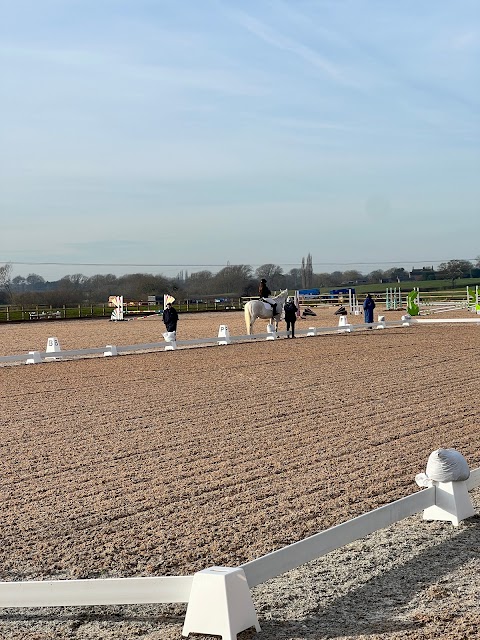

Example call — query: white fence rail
[1,468,479,635]
[0,319,411,366]
[3,314,480,367]
[240,488,435,588]
[466,467,480,490]
[0,576,193,608]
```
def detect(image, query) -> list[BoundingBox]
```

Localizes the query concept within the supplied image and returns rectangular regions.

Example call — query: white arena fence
[0,467,479,638]
[412,285,480,316]
[1,315,479,367]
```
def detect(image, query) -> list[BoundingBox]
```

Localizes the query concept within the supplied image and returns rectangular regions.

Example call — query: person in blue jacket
[363,293,376,324]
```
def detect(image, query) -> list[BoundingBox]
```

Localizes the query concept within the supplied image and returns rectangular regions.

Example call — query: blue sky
[1,0,479,280]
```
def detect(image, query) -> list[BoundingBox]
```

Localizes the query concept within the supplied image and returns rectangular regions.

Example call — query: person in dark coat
[163,302,178,333]
[258,278,271,299]
[363,293,376,325]
[258,278,277,318]
[283,296,298,338]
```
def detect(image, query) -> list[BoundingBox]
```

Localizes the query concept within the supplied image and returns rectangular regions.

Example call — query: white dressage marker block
[401,314,412,327]
[163,332,177,351]
[423,480,476,526]
[218,325,231,345]
[337,316,352,333]
[266,323,277,340]
[26,351,42,364]
[182,567,260,640]
[376,315,386,329]
[307,327,317,336]
[104,345,118,357]
[45,336,61,360]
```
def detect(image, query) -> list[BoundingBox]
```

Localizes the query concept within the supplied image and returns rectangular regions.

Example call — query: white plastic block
[218,325,231,345]
[401,314,412,326]
[307,327,317,336]
[163,332,177,351]
[266,323,276,340]
[45,336,61,360]
[337,316,352,333]
[26,351,42,364]
[423,480,476,526]
[104,345,118,357]
[182,567,260,640]
[46,337,61,353]
[376,316,386,329]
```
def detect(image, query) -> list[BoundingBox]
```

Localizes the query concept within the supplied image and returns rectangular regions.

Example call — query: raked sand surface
[1,305,479,639]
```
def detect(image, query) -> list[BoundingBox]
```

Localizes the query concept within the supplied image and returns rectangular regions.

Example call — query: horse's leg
[244,304,253,335]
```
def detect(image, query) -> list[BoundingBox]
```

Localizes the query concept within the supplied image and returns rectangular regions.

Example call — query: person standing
[163,302,178,335]
[258,278,277,317]
[363,293,376,325]
[283,296,298,338]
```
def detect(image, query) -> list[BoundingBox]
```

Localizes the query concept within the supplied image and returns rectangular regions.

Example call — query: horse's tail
[244,302,252,335]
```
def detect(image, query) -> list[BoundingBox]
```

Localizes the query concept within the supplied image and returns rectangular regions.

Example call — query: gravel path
[1,307,479,639]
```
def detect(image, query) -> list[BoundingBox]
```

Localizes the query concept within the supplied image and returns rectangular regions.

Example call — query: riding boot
[272,303,277,317]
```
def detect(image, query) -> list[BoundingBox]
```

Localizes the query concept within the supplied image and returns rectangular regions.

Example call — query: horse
[244,289,289,335]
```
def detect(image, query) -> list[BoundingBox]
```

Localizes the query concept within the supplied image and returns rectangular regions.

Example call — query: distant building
[409,266,436,281]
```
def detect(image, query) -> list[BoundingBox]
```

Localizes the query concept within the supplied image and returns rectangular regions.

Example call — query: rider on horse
[259,279,277,318]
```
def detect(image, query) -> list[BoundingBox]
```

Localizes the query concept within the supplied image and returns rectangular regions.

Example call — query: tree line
[1,257,479,306]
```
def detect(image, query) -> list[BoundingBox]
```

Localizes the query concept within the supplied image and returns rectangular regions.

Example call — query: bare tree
[437,260,473,287]
[185,270,215,296]
[367,270,385,284]
[25,273,46,288]
[384,267,409,282]
[255,264,284,290]
[213,265,253,295]
[342,269,363,284]
[301,253,313,288]
[0,263,12,303]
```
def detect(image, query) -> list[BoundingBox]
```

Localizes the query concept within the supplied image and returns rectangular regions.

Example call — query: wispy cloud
[449,29,480,51]
[224,7,355,87]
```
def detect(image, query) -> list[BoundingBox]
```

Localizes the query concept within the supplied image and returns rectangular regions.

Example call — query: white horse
[244,289,289,335]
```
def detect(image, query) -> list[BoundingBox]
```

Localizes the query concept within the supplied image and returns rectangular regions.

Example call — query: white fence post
[45,337,62,361]
[163,332,177,351]
[423,480,476,526]
[217,325,231,345]
[182,567,260,640]
[337,316,352,333]
[26,351,42,364]
[266,324,277,340]
[104,345,118,357]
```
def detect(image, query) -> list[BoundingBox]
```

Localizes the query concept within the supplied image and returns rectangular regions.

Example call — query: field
[1,305,479,639]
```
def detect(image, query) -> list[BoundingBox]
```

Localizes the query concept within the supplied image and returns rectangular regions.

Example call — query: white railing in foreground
[0,575,192,608]
[466,466,480,490]
[1,467,479,627]
[240,488,435,588]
